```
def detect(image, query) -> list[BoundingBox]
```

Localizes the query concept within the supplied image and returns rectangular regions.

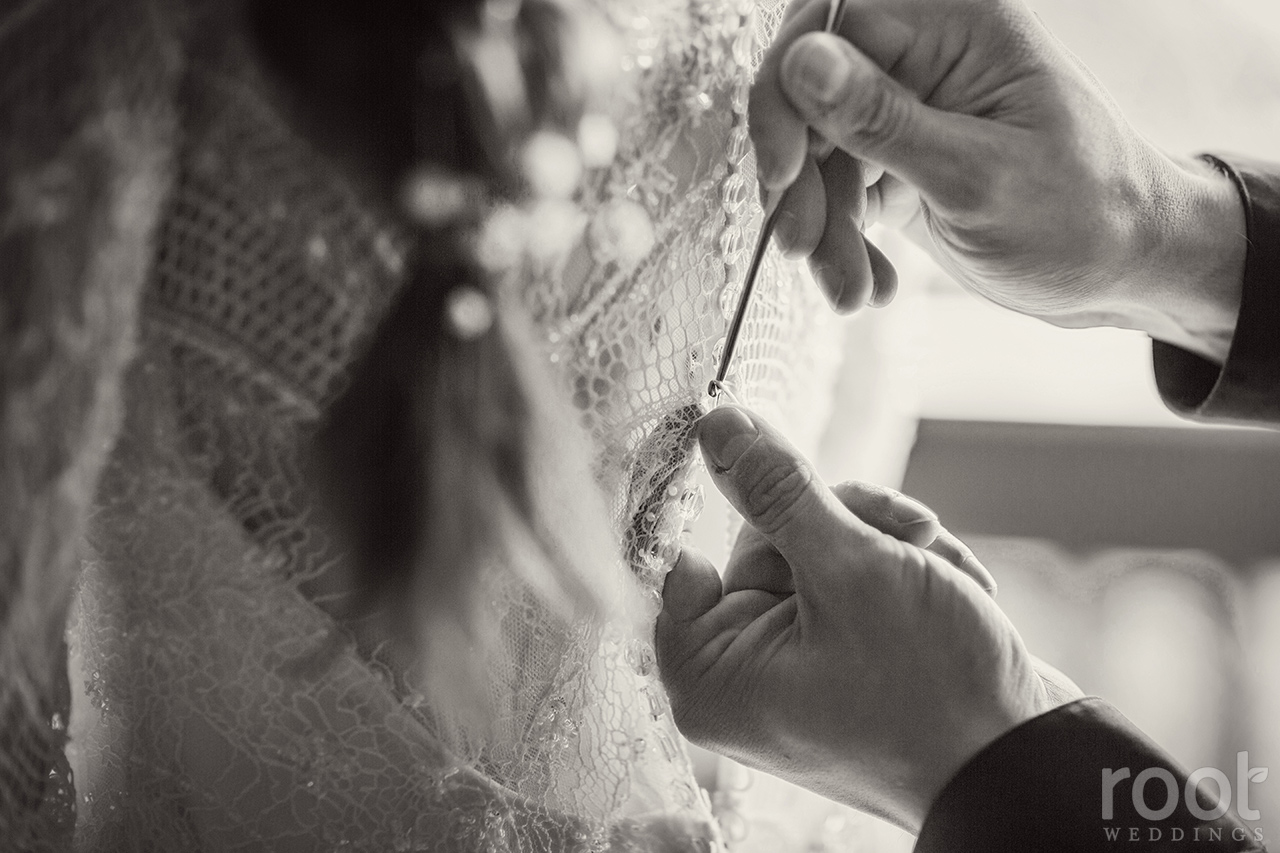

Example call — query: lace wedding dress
[1,0,893,849]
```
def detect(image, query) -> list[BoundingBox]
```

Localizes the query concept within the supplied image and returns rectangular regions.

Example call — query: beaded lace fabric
[5,0,848,849]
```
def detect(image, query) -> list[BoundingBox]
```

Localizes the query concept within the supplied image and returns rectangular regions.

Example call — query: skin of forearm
[1114,153,1246,365]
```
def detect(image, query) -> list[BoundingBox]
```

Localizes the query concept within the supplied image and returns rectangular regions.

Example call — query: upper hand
[752,0,1244,363]
[654,405,1051,832]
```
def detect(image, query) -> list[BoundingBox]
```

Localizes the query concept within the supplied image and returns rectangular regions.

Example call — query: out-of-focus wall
[1028,0,1280,155]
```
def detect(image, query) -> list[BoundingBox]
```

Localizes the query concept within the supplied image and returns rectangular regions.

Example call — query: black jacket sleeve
[1153,155,1280,424]
[915,699,1266,852]
[912,159,1280,852]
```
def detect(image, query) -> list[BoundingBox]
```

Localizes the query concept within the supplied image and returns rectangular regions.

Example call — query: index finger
[749,0,834,190]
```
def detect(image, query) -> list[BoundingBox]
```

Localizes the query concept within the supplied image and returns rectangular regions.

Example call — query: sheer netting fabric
[5,0,853,850]
[525,0,842,581]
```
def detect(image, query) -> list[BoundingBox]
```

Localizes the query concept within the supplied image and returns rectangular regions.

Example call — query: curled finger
[808,149,873,312]
[927,530,997,597]
[773,153,827,259]
[829,480,940,547]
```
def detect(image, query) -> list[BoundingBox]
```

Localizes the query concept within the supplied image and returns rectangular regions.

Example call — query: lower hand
[752,0,1244,364]
[654,405,1053,832]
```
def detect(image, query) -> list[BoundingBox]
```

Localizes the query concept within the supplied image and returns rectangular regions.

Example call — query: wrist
[915,681,1053,826]
[859,664,1054,833]
[1115,153,1245,364]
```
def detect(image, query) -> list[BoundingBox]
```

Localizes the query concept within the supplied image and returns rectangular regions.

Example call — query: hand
[654,405,1053,832]
[752,0,1245,363]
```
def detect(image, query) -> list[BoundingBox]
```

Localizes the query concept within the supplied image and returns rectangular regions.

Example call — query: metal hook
[708,0,850,398]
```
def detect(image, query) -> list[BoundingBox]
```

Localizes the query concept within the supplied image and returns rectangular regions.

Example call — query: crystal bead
[655,728,680,762]
[645,687,665,721]
[718,227,743,263]
[588,199,655,269]
[521,131,583,199]
[629,641,657,677]
[727,126,750,164]
[577,113,619,168]
[719,281,742,318]
[720,172,748,210]
[731,27,754,68]
[445,287,494,340]
[680,484,705,520]
[644,586,664,620]
[525,199,586,268]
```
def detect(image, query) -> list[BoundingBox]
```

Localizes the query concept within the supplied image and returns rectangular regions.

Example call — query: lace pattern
[1,0,179,846]
[18,0,852,849]
[533,0,840,581]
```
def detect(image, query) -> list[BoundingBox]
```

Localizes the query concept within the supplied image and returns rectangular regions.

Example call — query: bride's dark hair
[249,0,617,697]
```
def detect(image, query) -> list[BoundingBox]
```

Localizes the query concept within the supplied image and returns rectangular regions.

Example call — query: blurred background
[898,0,1280,842]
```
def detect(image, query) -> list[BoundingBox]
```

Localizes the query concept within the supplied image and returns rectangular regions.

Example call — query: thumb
[659,547,723,625]
[697,406,872,584]
[780,32,994,212]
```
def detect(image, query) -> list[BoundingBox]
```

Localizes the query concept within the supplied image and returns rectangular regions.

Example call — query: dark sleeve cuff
[1153,154,1280,425]
[915,698,1266,853]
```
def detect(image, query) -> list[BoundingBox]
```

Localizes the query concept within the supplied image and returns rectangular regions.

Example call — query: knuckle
[851,79,911,148]
[830,480,893,521]
[743,460,817,537]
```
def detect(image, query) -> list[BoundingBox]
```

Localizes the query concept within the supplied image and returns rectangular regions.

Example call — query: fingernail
[962,555,999,597]
[699,406,759,471]
[813,264,847,312]
[889,495,937,526]
[787,35,852,105]
[774,209,798,253]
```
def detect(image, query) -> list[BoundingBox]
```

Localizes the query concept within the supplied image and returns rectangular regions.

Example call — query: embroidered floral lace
[2,0,855,849]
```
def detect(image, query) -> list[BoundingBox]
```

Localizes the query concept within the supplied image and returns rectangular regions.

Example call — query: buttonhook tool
[708,0,849,398]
